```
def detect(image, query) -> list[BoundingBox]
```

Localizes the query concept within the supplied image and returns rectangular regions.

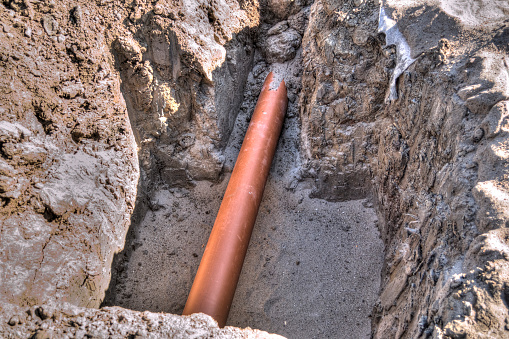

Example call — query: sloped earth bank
[0,0,509,338]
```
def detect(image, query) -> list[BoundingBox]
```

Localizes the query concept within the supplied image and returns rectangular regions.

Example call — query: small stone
[472,128,484,143]
[0,158,16,176]
[450,274,464,288]
[8,315,19,326]
[0,175,18,196]
[267,21,289,36]
[465,161,477,169]
[70,6,82,26]
[0,121,24,142]
[3,142,47,164]
[25,27,32,38]
[36,305,54,320]
[33,329,51,339]
[352,28,370,46]
[418,315,428,330]
[42,15,58,36]
[60,80,84,99]
[266,0,295,19]
[57,34,65,43]
[264,28,302,63]
[154,3,164,15]
[115,35,142,63]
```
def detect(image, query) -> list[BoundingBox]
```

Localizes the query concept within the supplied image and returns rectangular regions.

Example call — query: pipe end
[265,71,286,91]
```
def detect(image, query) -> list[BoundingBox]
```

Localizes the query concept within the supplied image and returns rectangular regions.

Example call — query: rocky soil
[1,0,509,338]
[0,303,284,338]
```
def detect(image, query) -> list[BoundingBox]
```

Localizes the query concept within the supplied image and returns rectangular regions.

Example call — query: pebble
[25,27,32,38]
[70,6,82,26]
[472,128,484,143]
[154,4,164,15]
[465,161,477,169]
[36,305,54,320]
[8,315,19,326]
[33,329,51,339]
[42,15,58,36]
[267,21,289,36]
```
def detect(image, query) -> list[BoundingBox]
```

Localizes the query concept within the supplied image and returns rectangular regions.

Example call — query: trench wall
[299,1,509,338]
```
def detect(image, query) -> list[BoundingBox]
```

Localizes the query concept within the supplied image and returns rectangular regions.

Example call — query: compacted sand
[108,181,383,338]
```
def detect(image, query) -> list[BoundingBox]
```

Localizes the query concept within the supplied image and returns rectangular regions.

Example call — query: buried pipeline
[182,72,288,327]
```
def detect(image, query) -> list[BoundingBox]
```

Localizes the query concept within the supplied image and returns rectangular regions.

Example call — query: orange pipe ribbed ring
[182,72,288,327]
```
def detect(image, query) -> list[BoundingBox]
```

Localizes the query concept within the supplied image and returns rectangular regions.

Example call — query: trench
[104,71,384,338]
[103,3,385,337]
[1,0,507,337]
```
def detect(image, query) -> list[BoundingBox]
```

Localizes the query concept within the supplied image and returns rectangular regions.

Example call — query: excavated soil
[1,0,509,338]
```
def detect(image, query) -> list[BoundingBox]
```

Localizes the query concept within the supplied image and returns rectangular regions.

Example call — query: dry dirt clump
[1,302,283,338]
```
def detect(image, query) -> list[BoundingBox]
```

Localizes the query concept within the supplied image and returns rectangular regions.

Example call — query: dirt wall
[299,0,509,337]
[0,0,140,309]
[1,0,509,338]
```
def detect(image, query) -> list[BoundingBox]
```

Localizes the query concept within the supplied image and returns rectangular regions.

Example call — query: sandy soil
[104,71,385,338]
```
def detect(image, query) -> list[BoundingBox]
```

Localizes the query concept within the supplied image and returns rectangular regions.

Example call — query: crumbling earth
[1,0,509,338]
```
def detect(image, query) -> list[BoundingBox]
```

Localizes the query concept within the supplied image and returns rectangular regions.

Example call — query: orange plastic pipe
[182,72,288,327]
